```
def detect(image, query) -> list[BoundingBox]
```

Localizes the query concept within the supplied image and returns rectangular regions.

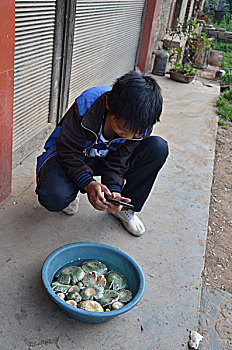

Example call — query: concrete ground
[199,288,232,349]
[0,75,219,350]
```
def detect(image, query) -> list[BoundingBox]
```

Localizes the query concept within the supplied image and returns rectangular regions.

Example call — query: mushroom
[77,300,104,312]
[81,260,107,276]
[51,281,71,292]
[68,285,80,293]
[105,271,128,290]
[66,300,77,307]
[66,291,82,303]
[111,301,124,310]
[51,261,133,313]
[80,285,104,301]
[96,274,107,288]
[55,266,85,284]
[57,292,65,301]
[118,289,132,303]
[82,271,98,287]
[97,289,119,307]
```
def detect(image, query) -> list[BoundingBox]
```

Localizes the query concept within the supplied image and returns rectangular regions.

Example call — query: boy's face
[109,115,141,139]
[106,96,141,139]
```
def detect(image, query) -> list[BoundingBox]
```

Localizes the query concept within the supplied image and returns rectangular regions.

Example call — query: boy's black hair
[108,70,163,134]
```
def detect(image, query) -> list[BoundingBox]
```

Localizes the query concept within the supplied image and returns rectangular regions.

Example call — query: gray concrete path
[199,287,232,349]
[0,76,219,350]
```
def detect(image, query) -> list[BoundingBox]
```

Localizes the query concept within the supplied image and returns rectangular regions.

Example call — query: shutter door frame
[67,0,147,110]
[13,0,56,166]
[13,0,148,166]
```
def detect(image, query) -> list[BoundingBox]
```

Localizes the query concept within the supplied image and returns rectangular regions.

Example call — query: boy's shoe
[62,194,80,215]
[112,209,145,237]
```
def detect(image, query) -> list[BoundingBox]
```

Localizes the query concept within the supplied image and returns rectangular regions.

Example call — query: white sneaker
[112,209,145,237]
[62,194,80,215]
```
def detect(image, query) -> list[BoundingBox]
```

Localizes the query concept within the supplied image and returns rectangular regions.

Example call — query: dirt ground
[195,60,232,294]
[202,117,232,293]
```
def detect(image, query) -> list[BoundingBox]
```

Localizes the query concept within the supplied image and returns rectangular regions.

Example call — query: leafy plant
[203,0,219,17]
[214,15,232,30]
[221,74,232,86]
[204,0,232,26]
[216,138,223,146]
[218,118,225,126]
[165,18,211,75]
[220,52,232,86]
[170,62,197,76]
[221,52,232,71]
[211,41,232,52]
[216,88,232,120]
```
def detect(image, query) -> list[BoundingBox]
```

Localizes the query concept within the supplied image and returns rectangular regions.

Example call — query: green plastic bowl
[41,242,145,323]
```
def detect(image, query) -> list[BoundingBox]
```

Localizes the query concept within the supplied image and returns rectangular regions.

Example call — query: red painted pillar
[138,0,162,73]
[0,1,15,203]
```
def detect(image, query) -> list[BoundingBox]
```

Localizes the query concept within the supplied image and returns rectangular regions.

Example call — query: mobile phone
[107,199,134,210]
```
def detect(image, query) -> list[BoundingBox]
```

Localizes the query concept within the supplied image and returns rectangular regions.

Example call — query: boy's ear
[106,96,109,110]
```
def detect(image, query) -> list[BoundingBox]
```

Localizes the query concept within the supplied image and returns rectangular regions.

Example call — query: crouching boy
[36,71,168,236]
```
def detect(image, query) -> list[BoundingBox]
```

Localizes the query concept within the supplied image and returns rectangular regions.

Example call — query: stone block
[198,70,216,80]
[206,30,217,39]
[208,50,224,67]
[218,31,228,40]
[163,39,180,50]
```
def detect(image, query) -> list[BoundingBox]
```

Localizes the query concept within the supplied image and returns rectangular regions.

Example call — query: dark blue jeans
[36,136,168,212]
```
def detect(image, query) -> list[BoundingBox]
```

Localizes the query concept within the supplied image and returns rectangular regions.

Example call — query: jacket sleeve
[101,140,142,193]
[56,103,95,191]
[101,126,153,193]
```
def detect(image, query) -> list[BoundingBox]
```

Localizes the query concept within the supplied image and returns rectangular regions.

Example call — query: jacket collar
[81,92,108,135]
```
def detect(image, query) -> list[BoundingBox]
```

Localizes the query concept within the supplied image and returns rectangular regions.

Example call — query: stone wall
[203,26,232,44]
[154,0,174,50]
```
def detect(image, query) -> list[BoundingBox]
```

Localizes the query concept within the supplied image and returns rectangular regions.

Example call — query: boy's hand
[84,181,111,211]
[106,192,131,214]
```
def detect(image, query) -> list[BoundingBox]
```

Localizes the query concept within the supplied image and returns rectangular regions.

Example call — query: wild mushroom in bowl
[41,242,145,323]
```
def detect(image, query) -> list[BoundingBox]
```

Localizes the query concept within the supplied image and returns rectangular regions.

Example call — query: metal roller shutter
[68,0,146,106]
[13,0,56,156]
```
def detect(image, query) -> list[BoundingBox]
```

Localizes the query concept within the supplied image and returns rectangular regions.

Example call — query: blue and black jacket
[36,86,152,193]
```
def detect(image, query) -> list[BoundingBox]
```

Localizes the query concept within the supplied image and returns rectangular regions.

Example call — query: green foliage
[211,41,232,52]
[220,52,232,86]
[167,18,210,48]
[166,18,211,74]
[216,88,232,120]
[221,52,232,71]
[214,15,232,31]
[203,0,219,17]
[216,138,223,146]
[204,0,232,25]
[218,88,232,102]
[218,118,225,126]
[170,63,197,76]
[221,74,232,86]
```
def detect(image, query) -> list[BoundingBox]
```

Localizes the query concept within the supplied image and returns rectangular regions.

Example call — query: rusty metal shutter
[68,0,146,106]
[13,0,56,160]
